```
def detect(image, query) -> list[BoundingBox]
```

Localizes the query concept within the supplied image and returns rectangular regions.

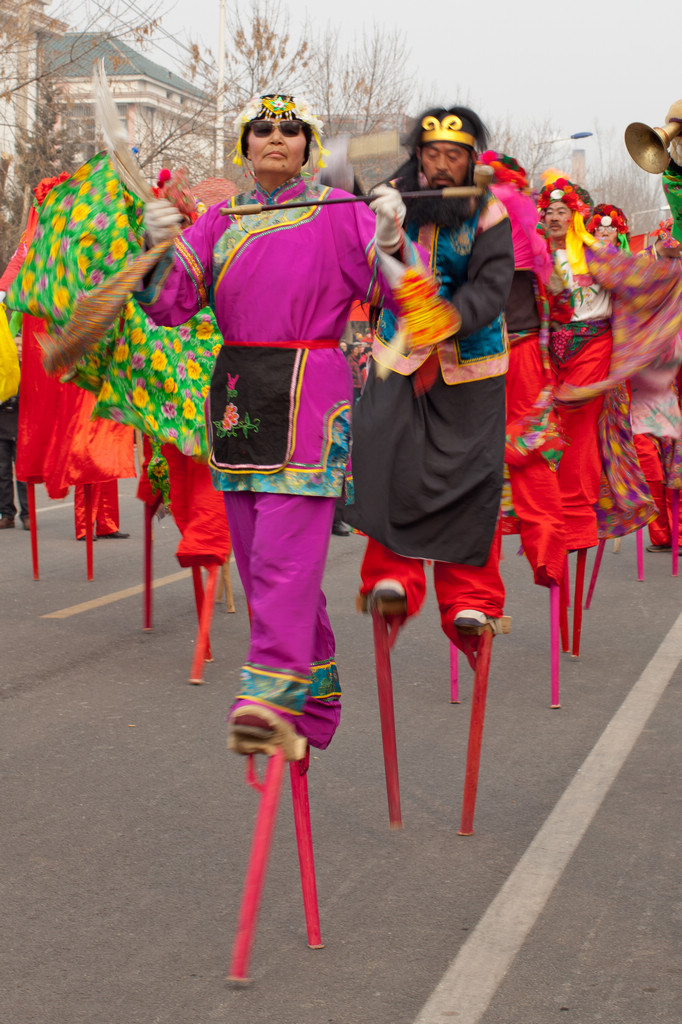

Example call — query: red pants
[74,481,119,538]
[552,333,612,549]
[360,525,505,645]
[506,337,566,585]
[634,433,681,546]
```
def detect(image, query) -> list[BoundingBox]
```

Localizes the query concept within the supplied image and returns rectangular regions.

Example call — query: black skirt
[345,365,505,565]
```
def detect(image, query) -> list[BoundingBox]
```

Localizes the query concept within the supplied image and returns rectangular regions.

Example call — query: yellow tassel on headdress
[565,212,596,277]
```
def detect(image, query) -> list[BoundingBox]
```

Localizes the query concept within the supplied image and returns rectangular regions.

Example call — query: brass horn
[624,116,682,174]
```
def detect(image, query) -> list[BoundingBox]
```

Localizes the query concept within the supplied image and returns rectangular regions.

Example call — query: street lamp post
[530,132,594,187]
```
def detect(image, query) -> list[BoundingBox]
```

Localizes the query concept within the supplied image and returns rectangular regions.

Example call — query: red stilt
[550,582,561,708]
[584,539,605,610]
[449,642,460,704]
[142,498,160,631]
[458,628,493,836]
[571,548,587,658]
[27,481,39,580]
[371,610,403,829]
[84,482,94,582]
[191,565,213,661]
[672,490,679,578]
[559,555,570,653]
[289,751,323,949]
[636,528,644,582]
[189,564,219,684]
[228,751,286,984]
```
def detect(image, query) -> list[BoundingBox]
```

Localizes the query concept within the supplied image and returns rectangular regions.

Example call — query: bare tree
[222,0,311,110]
[309,25,412,138]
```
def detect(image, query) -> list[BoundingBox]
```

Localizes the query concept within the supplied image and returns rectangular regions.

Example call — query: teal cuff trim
[310,659,341,700]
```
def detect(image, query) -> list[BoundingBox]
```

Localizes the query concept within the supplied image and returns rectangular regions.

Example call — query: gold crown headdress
[420,115,475,148]
[232,94,326,167]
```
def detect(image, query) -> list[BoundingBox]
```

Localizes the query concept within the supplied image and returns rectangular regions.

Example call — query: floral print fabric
[7,152,221,459]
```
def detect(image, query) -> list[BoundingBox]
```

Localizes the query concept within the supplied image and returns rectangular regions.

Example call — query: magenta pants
[224,491,341,747]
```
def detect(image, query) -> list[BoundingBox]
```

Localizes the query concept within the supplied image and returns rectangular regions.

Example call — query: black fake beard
[404,193,482,230]
[395,158,486,231]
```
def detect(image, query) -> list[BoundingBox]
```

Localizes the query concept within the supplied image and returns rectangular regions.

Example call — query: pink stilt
[585,539,605,609]
[371,610,403,829]
[550,582,561,708]
[228,751,286,984]
[84,482,94,582]
[672,490,679,578]
[142,499,160,631]
[191,565,214,661]
[458,628,493,836]
[27,482,39,581]
[636,528,644,582]
[289,751,323,949]
[571,548,587,658]
[559,554,570,653]
[449,642,460,703]
[189,564,219,684]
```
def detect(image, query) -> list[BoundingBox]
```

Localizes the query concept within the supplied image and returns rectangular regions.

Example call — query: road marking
[42,569,191,618]
[35,501,75,513]
[414,609,682,1024]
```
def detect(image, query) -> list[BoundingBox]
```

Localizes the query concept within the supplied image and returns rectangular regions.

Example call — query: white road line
[41,569,191,618]
[414,609,682,1024]
[35,501,75,513]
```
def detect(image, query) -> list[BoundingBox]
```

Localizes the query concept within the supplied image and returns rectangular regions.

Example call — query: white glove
[370,184,406,253]
[144,198,183,246]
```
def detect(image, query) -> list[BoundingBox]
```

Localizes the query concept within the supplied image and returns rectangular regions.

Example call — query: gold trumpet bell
[624,119,682,174]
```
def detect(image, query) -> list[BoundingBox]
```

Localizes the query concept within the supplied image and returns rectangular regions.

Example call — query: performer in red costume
[538,178,611,551]
[480,151,566,587]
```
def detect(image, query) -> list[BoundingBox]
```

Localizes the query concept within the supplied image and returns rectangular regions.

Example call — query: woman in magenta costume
[136,94,415,759]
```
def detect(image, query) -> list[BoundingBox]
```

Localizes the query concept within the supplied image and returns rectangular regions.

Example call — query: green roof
[42,33,205,100]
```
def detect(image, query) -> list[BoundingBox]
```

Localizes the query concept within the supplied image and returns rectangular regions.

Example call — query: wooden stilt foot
[584,539,605,610]
[289,751,323,949]
[227,751,286,984]
[189,564,219,683]
[636,528,644,582]
[216,555,236,613]
[458,627,494,836]
[371,609,403,829]
[571,549,586,658]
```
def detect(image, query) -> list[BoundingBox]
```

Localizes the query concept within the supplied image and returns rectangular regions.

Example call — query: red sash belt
[221,339,338,349]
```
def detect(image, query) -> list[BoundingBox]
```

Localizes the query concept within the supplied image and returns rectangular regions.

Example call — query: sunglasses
[250,120,304,139]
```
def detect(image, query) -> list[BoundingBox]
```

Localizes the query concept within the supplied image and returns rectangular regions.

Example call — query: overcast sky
[53,0,679,173]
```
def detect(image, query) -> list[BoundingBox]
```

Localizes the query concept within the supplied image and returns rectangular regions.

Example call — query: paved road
[2,480,681,1023]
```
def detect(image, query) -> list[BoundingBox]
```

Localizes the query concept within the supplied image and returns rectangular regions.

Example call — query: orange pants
[74,481,119,538]
[360,524,505,646]
[552,332,612,549]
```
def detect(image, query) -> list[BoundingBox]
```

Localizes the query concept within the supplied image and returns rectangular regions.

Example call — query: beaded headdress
[232,94,325,166]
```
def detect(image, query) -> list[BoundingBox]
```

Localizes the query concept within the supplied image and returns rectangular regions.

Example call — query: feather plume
[93,61,153,202]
